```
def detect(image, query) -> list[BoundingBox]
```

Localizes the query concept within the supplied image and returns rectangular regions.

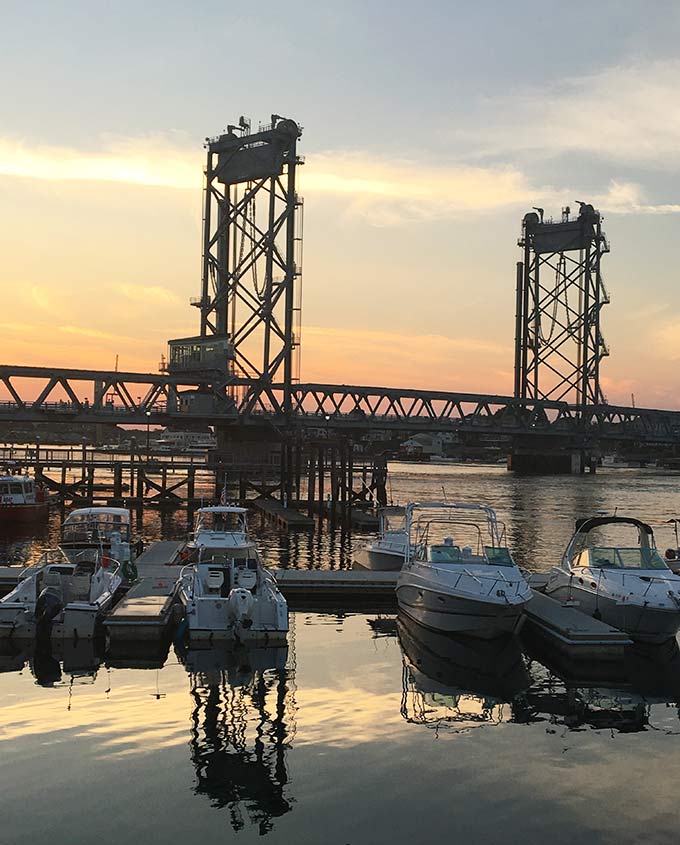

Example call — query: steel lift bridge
[1,116,680,466]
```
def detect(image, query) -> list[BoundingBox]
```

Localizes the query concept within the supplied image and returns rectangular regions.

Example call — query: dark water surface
[2,464,680,843]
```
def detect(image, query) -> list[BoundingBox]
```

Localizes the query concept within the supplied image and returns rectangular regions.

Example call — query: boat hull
[396,582,527,639]
[353,546,405,571]
[546,583,680,644]
[179,589,289,643]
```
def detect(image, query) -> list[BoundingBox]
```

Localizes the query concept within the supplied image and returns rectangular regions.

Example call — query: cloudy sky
[1,0,679,406]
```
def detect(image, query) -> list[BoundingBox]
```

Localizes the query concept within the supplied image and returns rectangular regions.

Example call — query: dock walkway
[273,569,397,609]
[104,540,183,641]
[523,590,633,658]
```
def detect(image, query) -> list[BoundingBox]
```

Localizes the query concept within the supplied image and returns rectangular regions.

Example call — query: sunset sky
[2,1,680,407]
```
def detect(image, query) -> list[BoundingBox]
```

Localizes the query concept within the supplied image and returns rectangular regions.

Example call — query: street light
[145,410,151,459]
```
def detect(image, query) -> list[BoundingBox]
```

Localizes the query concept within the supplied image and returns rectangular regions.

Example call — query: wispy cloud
[0,135,201,189]
[461,60,680,170]
[3,103,680,226]
[57,325,134,342]
[117,283,181,305]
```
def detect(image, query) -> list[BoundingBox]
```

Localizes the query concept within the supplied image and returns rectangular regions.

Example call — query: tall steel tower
[514,203,610,406]
[195,115,303,415]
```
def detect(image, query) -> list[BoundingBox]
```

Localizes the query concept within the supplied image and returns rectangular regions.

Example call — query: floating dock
[104,541,183,641]
[252,498,315,529]
[523,590,633,658]
[273,569,398,610]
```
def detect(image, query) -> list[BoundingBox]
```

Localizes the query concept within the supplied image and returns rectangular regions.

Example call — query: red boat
[0,474,49,523]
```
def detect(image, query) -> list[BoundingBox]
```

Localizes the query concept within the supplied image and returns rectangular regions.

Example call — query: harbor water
[2,463,680,843]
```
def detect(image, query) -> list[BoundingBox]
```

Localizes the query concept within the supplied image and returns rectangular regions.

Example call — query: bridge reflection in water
[179,642,295,836]
[395,613,680,737]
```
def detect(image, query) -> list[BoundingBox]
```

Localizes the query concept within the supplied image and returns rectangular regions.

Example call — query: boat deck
[104,541,183,641]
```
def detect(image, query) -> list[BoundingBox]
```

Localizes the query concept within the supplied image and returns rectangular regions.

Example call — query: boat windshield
[62,513,130,544]
[585,546,668,571]
[484,547,515,567]
[196,511,246,533]
[197,547,258,566]
[424,544,515,566]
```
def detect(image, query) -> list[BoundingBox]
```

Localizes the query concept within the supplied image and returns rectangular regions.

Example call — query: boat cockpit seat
[205,570,225,592]
[70,574,92,601]
[73,559,96,576]
[42,571,63,589]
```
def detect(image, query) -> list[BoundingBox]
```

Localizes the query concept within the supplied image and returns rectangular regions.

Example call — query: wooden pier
[104,540,183,641]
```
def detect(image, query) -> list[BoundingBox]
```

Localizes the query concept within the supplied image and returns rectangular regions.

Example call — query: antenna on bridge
[514,202,610,406]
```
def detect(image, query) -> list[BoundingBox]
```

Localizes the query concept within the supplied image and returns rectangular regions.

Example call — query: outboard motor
[35,586,63,640]
[227,587,255,630]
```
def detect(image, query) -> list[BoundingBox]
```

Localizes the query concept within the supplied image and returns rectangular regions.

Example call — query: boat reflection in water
[397,611,680,736]
[397,613,530,732]
[0,636,104,689]
[517,635,680,734]
[178,642,295,836]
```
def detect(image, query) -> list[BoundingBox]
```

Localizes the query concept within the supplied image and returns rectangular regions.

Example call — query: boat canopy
[65,507,131,523]
[196,506,248,515]
[61,507,132,544]
[406,501,506,552]
[575,516,654,535]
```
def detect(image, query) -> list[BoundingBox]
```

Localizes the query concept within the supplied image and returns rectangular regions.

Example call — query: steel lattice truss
[198,116,303,415]
[1,366,680,443]
[515,205,610,405]
[0,365,234,425]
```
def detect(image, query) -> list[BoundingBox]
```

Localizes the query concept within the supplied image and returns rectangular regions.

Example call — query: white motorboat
[353,506,409,571]
[0,548,122,640]
[179,506,288,643]
[396,502,531,638]
[544,516,680,644]
[60,507,138,581]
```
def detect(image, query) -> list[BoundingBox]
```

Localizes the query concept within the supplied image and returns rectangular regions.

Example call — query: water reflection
[517,636,680,733]
[397,614,529,732]
[395,612,680,737]
[0,637,104,689]
[178,643,295,836]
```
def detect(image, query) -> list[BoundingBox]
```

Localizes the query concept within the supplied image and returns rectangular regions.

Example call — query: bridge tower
[194,115,304,415]
[514,203,610,407]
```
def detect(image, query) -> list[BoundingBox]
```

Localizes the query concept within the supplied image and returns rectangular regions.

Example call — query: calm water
[3,464,680,843]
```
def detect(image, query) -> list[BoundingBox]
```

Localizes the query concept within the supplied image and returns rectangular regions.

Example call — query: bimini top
[196,506,248,515]
[574,516,654,536]
[65,507,131,521]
